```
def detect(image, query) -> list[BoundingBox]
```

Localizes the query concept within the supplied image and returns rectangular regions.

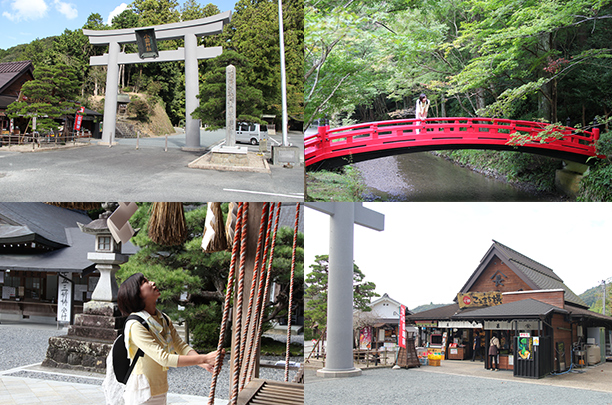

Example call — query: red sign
[399,304,406,349]
[462,295,472,306]
[74,107,85,131]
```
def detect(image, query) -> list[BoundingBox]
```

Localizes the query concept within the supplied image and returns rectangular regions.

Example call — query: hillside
[88,93,174,137]
[580,283,609,315]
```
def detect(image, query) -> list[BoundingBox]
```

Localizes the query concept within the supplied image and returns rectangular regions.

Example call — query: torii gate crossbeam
[83,12,231,150]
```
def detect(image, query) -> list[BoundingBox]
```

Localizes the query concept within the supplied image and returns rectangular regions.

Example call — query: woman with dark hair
[415,93,430,134]
[116,273,222,404]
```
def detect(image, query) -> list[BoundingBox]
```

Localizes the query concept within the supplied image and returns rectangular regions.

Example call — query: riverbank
[306,151,568,202]
[431,150,569,201]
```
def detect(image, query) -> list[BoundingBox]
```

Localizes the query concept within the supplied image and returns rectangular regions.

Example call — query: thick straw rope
[229,202,249,405]
[207,202,244,405]
[284,203,301,381]
[239,203,270,390]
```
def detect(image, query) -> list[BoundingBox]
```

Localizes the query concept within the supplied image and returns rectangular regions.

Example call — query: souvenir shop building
[0,203,136,324]
[406,240,612,378]
[354,293,416,350]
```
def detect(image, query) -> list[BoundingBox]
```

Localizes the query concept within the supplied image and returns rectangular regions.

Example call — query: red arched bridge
[305,117,603,170]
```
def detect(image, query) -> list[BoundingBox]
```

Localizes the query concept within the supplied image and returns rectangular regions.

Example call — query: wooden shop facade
[406,240,612,378]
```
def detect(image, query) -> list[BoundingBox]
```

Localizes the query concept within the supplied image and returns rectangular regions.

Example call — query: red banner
[399,304,406,348]
[74,107,85,131]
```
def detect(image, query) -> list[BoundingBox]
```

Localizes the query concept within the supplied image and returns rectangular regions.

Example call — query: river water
[354,153,561,201]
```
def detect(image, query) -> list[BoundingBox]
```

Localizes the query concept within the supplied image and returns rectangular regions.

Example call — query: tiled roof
[493,240,562,282]
[406,303,460,321]
[0,202,93,246]
[565,304,612,324]
[453,298,568,319]
[0,61,33,95]
[459,240,587,308]
[0,60,32,74]
[492,240,587,307]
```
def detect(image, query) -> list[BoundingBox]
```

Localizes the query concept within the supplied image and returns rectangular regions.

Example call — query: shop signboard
[485,320,539,330]
[438,321,483,329]
[415,320,437,327]
[399,304,406,349]
[457,292,502,308]
[518,336,533,360]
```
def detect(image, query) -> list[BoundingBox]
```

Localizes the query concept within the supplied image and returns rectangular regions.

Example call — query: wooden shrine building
[0,60,34,136]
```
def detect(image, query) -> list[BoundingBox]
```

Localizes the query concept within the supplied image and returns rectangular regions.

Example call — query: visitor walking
[472,332,481,361]
[489,333,500,371]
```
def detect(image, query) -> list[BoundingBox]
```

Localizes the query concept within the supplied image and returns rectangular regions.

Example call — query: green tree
[6,64,81,138]
[117,203,303,350]
[192,50,265,129]
[304,254,379,335]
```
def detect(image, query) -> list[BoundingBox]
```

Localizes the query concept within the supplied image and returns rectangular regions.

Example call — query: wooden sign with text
[457,291,502,308]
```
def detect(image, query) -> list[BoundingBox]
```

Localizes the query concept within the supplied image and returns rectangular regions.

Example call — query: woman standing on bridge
[415,93,430,133]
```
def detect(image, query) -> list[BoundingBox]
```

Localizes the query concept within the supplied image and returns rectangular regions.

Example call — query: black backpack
[112,313,169,384]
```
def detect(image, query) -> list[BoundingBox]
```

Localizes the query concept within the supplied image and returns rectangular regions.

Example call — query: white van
[236,122,263,145]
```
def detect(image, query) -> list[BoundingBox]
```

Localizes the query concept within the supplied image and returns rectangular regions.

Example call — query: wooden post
[229,203,263,398]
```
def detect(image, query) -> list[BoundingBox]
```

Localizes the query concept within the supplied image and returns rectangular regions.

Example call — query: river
[354,153,563,201]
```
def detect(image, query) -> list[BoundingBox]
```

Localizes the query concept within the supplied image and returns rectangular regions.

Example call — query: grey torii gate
[83,12,231,150]
[306,202,385,378]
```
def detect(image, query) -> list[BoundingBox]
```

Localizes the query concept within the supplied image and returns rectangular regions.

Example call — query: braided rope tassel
[229,202,249,405]
[207,202,244,405]
[242,202,276,386]
[247,203,282,381]
[239,203,270,390]
[285,202,301,381]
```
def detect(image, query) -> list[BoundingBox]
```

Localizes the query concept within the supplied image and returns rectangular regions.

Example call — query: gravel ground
[305,367,612,405]
[0,323,303,399]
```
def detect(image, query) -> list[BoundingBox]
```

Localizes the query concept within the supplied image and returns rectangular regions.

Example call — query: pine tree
[305,254,379,335]
[6,64,81,139]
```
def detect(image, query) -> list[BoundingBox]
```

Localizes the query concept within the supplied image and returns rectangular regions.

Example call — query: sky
[0,0,237,50]
[305,202,612,311]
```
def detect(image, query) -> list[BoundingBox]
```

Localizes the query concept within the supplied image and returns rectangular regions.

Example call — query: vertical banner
[57,273,72,324]
[73,107,85,131]
[399,304,406,349]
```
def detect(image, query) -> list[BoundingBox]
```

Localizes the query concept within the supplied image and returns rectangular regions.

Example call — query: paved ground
[305,358,612,404]
[0,129,304,201]
[0,375,228,404]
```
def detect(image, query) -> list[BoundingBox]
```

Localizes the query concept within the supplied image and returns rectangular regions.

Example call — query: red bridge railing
[305,117,602,169]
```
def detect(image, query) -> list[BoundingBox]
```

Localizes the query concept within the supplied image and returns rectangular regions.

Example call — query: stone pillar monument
[211,64,247,156]
[42,203,131,372]
[305,203,384,378]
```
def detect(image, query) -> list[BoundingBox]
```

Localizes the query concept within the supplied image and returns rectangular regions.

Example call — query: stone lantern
[77,202,129,314]
[42,202,132,373]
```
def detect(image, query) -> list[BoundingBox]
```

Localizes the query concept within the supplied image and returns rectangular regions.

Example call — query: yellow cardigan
[128,312,193,396]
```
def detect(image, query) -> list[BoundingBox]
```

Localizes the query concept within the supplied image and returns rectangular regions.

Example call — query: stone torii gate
[83,12,231,150]
[306,202,385,378]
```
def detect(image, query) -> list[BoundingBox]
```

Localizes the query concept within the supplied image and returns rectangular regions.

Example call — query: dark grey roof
[0,61,33,95]
[0,203,138,273]
[453,299,568,320]
[279,203,304,232]
[565,304,612,324]
[458,240,587,308]
[0,228,96,273]
[406,303,460,321]
[0,203,93,246]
